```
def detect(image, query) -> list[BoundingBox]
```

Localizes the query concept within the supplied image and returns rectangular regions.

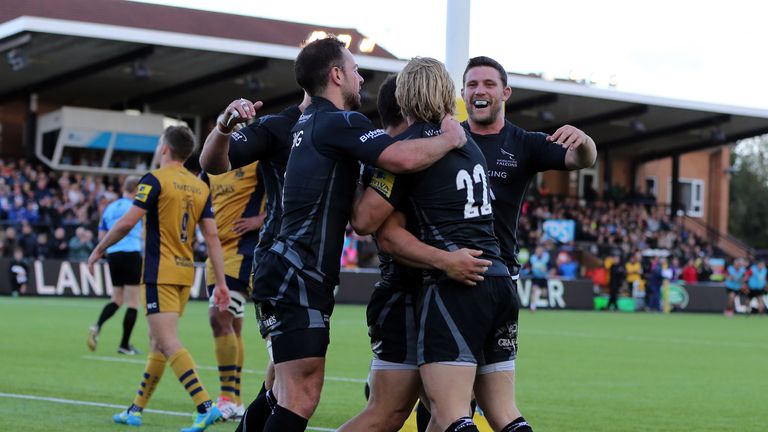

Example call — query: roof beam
[0,45,154,104]
[121,57,270,108]
[505,93,558,116]
[540,104,649,132]
[599,114,731,150]
[637,126,768,163]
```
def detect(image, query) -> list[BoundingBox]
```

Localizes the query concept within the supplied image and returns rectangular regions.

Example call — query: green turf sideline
[83,355,368,383]
[0,392,336,431]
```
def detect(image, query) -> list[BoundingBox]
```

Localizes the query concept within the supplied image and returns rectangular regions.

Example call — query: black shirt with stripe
[463,120,567,273]
[271,96,395,290]
[368,121,508,280]
[228,104,302,252]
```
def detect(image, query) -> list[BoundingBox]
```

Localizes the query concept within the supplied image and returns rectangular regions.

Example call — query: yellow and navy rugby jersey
[133,165,214,286]
[201,161,265,284]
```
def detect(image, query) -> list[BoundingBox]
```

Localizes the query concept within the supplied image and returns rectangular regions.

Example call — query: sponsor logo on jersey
[369,169,395,198]
[298,113,312,123]
[359,129,387,143]
[135,184,152,202]
[174,256,194,268]
[497,148,518,167]
[232,131,246,142]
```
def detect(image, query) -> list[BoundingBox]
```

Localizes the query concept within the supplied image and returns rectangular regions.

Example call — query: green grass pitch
[1,297,766,431]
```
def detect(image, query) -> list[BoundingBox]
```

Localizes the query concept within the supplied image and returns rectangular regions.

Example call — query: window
[645,176,658,198]
[667,178,704,217]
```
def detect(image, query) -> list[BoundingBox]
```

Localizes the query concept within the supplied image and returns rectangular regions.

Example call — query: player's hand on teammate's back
[86,249,104,276]
[440,115,467,149]
[219,98,264,133]
[213,283,231,312]
[438,248,492,286]
[547,124,588,151]
[232,214,266,235]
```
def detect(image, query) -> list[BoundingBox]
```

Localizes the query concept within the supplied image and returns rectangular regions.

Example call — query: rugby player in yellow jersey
[88,125,230,432]
[200,161,266,421]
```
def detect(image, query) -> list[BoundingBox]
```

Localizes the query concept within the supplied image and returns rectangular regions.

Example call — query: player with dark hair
[200,90,311,432]
[457,55,598,431]
[88,125,230,432]
[248,37,467,432]
[87,175,143,355]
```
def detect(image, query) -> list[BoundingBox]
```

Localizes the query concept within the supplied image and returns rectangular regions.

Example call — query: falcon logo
[497,148,518,167]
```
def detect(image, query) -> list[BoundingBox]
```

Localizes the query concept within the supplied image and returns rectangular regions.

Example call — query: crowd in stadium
[0,157,119,258]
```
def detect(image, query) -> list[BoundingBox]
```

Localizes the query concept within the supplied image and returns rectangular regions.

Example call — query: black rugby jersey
[370,121,508,278]
[228,105,301,251]
[362,165,421,291]
[272,97,395,287]
[462,120,567,272]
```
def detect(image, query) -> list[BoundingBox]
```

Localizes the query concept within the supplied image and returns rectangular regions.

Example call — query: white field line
[83,355,367,383]
[0,392,336,431]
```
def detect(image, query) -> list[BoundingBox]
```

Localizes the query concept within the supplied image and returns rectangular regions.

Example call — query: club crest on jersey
[235,168,245,178]
[497,148,518,167]
[369,169,395,198]
[135,184,152,202]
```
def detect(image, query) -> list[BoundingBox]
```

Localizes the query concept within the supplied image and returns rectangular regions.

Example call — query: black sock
[96,302,120,329]
[445,416,479,432]
[120,307,137,348]
[263,404,308,432]
[127,403,143,414]
[196,399,213,414]
[416,400,431,432]
[235,382,274,432]
[502,416,533,432]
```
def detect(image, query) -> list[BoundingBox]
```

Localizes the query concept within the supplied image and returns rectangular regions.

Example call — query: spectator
[724,258,747,317]
[35,232,51,259]
[18,222,37,258]
[625,252,643,298]
[557,252,579,278]
[68,227,94,261]
[50,227,69,259]
[682,259,699,284]
[606,253,627,311]
[8,247,28,297]
[746,260,766,315]
[645,257,664,312]
[529,246,550,312]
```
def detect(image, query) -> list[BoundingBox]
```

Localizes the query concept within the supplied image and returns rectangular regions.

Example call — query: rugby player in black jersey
[339,76,490,432]
[352,57,523,432]
[199,93,311,431]
[251,37,467,432]
[457,56,597,431]
[461,56,597,276]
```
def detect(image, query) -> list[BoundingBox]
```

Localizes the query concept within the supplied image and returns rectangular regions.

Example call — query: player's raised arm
[547,124,597,170]
[376,211,491,286]
[200,98,263,174]
[88,205,146,275]
[374,115,466,174]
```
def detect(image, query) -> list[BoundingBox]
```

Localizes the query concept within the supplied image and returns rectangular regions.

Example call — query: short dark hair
[463,56,508,87]
[162,125,196,162]
[377,74,403,129]
[295,36,347,96]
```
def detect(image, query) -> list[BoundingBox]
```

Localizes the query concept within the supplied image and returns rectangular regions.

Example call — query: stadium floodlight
[246,75,262,93]
[630,120,647,133]
[538,110,555,123]
[306,30,328,44]
[132,60,151,80]
[710,129,726,143]
[359,38,376,53]
[6,48,27,71]
[336,34,352,49]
